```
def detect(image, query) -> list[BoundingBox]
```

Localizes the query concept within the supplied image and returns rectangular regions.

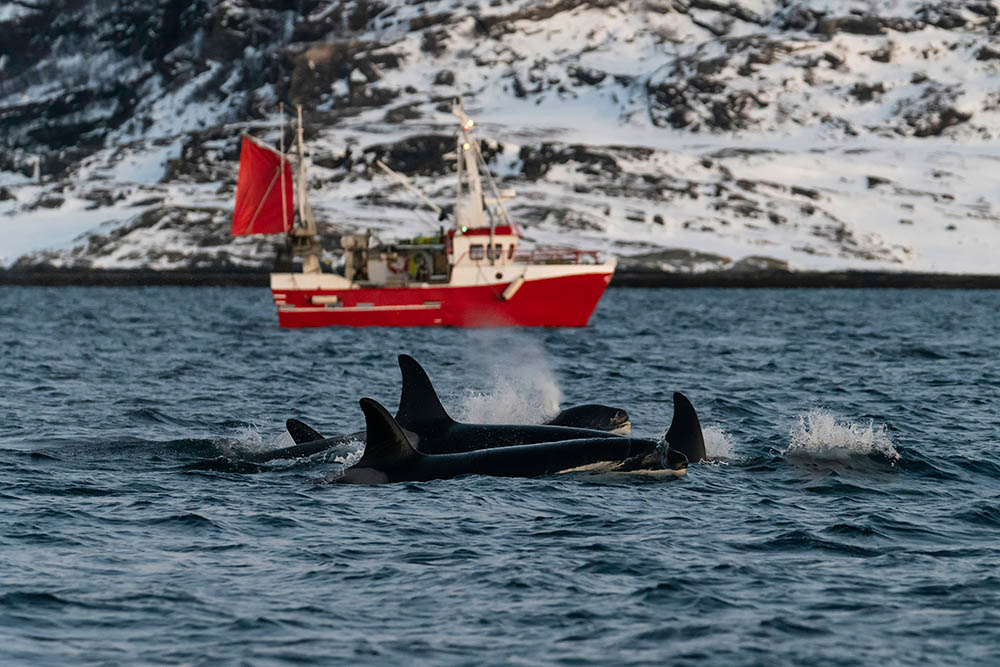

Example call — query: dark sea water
[1,287,999,665]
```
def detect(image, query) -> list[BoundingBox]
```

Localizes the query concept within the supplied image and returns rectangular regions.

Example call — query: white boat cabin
[449,225,520,268]
[339,225,520,287]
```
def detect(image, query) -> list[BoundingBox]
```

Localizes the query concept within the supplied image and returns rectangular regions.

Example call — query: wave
[784,409,900,463]
[146,512,221,530]
[0,591,69,610]
[953,502,1000,528]
[872,344,952,361]
[122,407,195,427]
[736,528,882,557]
[178,457,266,473]
[26,437,226,461]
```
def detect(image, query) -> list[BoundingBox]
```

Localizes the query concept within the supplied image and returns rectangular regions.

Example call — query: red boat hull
[272,272,613,328]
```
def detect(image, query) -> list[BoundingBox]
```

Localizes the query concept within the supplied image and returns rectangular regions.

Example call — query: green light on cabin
[461,226,468,232]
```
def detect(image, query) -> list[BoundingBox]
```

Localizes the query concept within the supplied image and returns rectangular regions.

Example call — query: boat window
[508,245,515,259]
[490,244,503,260]
[469,244,484,260]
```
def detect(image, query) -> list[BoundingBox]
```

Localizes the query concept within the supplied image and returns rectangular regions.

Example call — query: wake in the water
[210,423,363,471]
[217,423,290,457]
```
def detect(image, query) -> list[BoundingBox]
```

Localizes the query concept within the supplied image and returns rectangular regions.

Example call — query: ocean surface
[1,287,998,665]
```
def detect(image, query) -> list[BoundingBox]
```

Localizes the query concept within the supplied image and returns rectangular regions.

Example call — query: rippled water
[2,287,998,665]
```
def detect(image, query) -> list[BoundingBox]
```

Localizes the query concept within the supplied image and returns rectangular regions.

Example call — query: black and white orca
[330,391,705,484]
[256,355,636,462]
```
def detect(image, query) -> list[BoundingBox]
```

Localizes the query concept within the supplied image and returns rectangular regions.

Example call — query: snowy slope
[1,0,999,274]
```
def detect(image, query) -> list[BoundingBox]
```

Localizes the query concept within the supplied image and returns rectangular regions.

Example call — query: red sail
[232,135,294,235]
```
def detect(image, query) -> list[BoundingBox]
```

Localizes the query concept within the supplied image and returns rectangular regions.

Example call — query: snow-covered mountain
[2,0,999,274]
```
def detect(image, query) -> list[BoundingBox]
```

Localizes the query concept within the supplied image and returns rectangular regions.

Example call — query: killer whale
[249,427,364,463]
[396,355,631,436]
[392,354,634,454]
[545,404,630,434]
[333,391,704,484]
[257,355,636,462]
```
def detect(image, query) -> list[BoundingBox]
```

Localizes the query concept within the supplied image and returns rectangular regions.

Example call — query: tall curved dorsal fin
[358,398,420,470]
[395,354,454,428]
[286,419,325,444]
[665,392,707,465]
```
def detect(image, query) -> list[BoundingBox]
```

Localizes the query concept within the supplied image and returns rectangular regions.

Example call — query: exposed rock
[916,4,966,30]
[977,46,1000,61]
[433,69,455,85]
[895,87,973,137]
[519,144,620,180]
[849,82,886,103]
[778,6,820,32]
[867,42,894,63]
[729,255,789,272]
[567,66,606,86]
[516,206,605,232]
[363,135,502,176]
[33,195,65,209]
[618,247,732,273]
[816,16,887,37]
[164,127,241,184]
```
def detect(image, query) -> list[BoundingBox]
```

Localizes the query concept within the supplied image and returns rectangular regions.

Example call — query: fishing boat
[232,102,616,327]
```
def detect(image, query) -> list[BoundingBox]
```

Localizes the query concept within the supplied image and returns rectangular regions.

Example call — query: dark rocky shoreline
[3,268,998,289]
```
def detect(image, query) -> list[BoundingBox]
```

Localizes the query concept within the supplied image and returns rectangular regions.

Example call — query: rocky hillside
[2,0,999,274]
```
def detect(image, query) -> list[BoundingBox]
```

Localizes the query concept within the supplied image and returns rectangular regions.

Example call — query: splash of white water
[456,338,563,424]
[216,423,296,459]
[785,409,899,463]
[702,425,734,460]
[458,370,562,424]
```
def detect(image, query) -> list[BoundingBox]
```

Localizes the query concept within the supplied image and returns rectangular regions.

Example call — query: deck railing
[513,247,602,265]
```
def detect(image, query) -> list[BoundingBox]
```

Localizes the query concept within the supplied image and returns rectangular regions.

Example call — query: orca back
[422,422,621,454]
[545,404,630,433]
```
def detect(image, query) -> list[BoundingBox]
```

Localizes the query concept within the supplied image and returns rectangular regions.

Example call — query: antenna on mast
[450,98,519,263]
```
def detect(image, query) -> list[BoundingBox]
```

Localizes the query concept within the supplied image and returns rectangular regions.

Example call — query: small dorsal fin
[665,392,707,464]
[395,354,454,428]
[286,419,325,444]
[358,398,420,470]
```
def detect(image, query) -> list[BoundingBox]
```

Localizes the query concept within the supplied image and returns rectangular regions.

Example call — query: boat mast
[292,104,321,273]
[453,102,487,229]
[455,134,464,230]
[279,102,288,233]
[452,100,519,263]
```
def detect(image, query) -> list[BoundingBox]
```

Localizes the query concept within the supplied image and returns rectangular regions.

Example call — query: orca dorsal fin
[358,398,420,470]
[395,354,455,428]
[286,419,325,444]
[665,392,707,465]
